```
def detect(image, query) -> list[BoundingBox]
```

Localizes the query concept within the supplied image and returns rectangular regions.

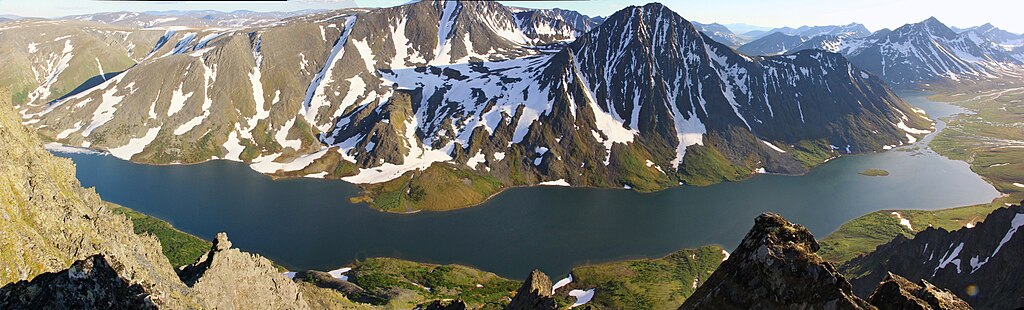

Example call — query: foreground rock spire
[506,269,557,310]
[680,213,873,309]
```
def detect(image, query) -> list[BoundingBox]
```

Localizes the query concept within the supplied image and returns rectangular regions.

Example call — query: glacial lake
[56,92,999,279]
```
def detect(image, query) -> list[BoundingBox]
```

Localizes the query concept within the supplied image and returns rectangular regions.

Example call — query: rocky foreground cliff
[842,203,1024,309]
[0,92,308,309]
[679,212,973,310]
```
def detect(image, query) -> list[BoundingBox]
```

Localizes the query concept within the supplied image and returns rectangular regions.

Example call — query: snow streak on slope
[304,16,357,129]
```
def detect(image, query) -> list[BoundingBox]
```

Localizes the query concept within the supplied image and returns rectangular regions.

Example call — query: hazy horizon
[2,0,1022,34]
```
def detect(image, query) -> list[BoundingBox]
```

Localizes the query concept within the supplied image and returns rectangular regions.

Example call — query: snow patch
[539,179,571,186]
[44,143,105,155]
[108,127,161,160]
[761,140,787,153]
[568,289,595,308]
[891,212,913,230]
[551,274,572,294]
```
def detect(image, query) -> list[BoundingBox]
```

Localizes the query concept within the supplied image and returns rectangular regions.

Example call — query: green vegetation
[790,139,836,168]
[346,257,519,309]
[927,79,1024,202]
[356,163,505,212]
[296,282,379,310]
[679,143,751,186]
[111,204,210,268]
[559,245,726,309]
[858,169,890,177]
[819,201,1007,264]
[610,143,676,191]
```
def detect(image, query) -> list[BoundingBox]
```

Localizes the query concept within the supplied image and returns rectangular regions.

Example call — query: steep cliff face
[0,90,200,308]
[842,203,1024,309]
[0,91,309,308]
[680,213,873,309]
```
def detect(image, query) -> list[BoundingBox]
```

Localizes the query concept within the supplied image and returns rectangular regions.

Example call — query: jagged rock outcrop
[506,269,557,310]
[867,273,971,310]
[422,299,468,310]
[0,255,156,309]
[179,232,309,310]
[680,213,874,309]
[842,203,1024,309]
[0,91,311,308]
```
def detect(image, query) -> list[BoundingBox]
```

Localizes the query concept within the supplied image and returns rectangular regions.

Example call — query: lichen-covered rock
[179,232,309,309]
[506,270,557,310]
[0,92,310,308]
[680,213,874,309]
[0,255,156,309]
[867,273,971,310]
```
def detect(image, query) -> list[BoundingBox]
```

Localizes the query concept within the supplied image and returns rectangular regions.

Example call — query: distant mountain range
[742,23,871,40]
[736,32,807,55]
[692,21,746,47]
[807,17,1022,86]
[735,18,1024,86]
[5,1,933,210]
[960,23,1024,50]
[64,10,323,28]
[737,23,872,56]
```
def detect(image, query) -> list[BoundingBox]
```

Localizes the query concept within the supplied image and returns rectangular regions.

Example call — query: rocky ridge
[791,17,1023,86]
[0,90,310,309]
[842,203,1024,309]
[679,213,873,309]
[867,273,971,310]
[506,270,557,310]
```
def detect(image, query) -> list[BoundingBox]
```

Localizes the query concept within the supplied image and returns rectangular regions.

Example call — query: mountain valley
[3,1,1024,309]
[5,1,935,211]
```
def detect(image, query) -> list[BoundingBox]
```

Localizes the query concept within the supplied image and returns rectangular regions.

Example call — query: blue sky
[2,0,1022,33]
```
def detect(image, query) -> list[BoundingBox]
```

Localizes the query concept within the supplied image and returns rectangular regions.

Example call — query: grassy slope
[110,204,210,268]
[557,245,726,309]
[818,201,1009,263]
[353,163,504,213]
[345,257,519,309]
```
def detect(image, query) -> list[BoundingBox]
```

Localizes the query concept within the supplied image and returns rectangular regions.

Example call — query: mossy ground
[110,204,210,268]
[559,245,726,309]
[345,257,519,309]
[819,199,1015,268]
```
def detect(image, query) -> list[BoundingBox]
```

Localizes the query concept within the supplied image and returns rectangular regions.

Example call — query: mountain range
[738,17,1024,87]
[736,32,808,55]
[2,1,936,211]
[742,23,871,40]
[692,21,746,47]
[64,10,323,29]
[957,23,1024,49]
